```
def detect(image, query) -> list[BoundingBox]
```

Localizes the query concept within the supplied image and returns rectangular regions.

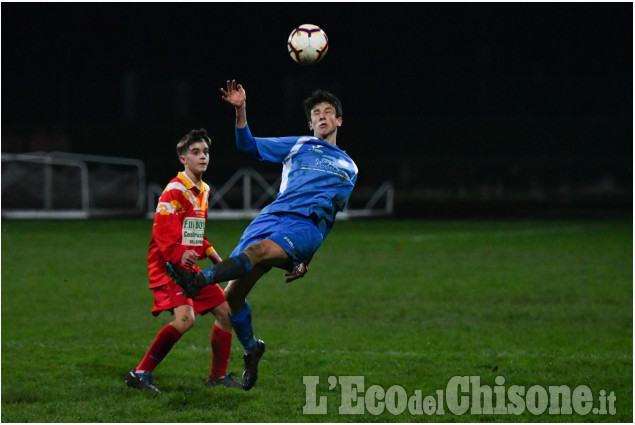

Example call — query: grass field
[1,218,632,422]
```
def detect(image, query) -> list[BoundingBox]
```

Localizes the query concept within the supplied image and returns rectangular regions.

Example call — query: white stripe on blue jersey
[235,125,358,229]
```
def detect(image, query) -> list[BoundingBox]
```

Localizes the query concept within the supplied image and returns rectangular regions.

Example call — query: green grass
[1,218,632,422]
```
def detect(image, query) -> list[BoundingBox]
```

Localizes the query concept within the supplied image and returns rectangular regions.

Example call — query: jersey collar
[177,171,208,194]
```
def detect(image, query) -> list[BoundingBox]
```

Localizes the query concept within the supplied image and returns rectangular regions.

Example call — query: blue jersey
[236,125,358,234]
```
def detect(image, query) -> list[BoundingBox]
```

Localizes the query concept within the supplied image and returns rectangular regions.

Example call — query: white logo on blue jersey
[237,128,358,228]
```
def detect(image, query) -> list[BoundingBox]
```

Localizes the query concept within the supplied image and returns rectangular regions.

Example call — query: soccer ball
[287,24,329,65]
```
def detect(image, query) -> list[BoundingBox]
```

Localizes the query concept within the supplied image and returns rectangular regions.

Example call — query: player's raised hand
[220,79,246,109]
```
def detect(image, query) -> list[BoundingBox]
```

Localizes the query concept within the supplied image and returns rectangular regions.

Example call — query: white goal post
[2,152,146,219]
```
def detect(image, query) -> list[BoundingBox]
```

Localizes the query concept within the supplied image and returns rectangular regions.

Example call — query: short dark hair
[177,128,211,157]
[302,89,343,121]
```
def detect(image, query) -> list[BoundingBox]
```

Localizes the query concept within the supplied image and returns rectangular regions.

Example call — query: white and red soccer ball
[287,24,329,65]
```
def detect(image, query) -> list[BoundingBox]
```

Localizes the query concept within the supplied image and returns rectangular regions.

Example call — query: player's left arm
[206,245,223,265]
[235,125,298,163]
[202,233,223,264]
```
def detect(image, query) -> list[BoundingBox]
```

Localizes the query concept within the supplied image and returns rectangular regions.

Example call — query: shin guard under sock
[228,300,257,351]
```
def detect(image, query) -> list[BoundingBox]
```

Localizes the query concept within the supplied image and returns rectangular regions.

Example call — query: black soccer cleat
[124,369,160,394]
[165,262,206,298]
[242,339,266,391]
[205,372,243,388]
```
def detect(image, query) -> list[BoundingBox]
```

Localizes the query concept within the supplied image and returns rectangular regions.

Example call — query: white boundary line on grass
[410,225,585,242]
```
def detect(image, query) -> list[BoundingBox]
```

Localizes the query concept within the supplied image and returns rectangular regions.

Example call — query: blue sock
[202,252,252,284]
[201,266,216,284]
[228,300,257,351]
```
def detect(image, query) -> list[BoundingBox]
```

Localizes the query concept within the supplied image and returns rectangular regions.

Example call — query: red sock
[210,323,232,380]
[136,324,182,372]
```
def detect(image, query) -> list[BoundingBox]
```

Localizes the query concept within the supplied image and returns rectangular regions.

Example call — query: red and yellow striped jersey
[147,172,216,288]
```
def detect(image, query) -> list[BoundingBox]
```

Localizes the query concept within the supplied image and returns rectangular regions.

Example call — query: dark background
[2,3,632,217]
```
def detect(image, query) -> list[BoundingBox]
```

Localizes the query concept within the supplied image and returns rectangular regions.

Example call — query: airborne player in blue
[167,80,358,390]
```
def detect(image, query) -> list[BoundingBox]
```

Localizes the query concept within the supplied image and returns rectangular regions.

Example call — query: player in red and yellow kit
[125,129,241,393]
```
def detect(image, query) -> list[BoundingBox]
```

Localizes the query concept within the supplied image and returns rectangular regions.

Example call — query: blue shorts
[230,213,324,272]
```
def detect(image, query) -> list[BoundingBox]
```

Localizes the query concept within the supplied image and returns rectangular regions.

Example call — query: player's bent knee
[212,305,232,330]
[171,310,196,333]
[212,301,230,320]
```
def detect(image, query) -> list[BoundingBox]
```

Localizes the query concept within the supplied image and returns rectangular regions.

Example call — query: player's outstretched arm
[220,79,247,128]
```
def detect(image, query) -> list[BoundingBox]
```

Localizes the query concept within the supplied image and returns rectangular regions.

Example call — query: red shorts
[151,281,226,316]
